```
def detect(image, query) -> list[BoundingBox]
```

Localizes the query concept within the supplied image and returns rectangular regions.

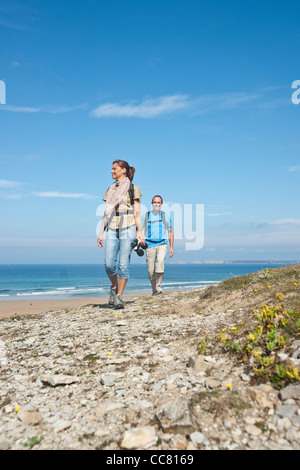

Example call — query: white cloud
[206,230,300,247]
[92,94,190,118]
[0,104,86,114]
[42,104,88,114]
[91,91,264,119]
[0,237,94,247]
[0,150,43,161]
[146,58,162,67]
[288,166,300,172]
[191,92,262,115]
[207,212,232,217]
[33,191,97,199]
[270,218,300,225]
[0,105,39,113]
[0,179,20,188]
[24,154,42,160]
[5,194,23,200]
[1,87,282,119]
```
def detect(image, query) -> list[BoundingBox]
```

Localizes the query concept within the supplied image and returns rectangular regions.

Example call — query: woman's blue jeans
[104,225,137,280]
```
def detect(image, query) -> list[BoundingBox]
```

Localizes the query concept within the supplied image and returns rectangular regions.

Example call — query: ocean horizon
[0,262,292,302]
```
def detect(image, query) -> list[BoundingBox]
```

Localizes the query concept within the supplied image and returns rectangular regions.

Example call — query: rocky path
[0,289,299,450]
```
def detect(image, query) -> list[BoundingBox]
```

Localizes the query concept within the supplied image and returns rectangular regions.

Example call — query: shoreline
[0,292,149,320]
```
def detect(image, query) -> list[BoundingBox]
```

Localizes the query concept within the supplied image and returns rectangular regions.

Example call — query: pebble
[245,424,262,437]
[190,431,205,445]
[279,384,300,401]
[0,288,299,450]
[276,406,297,419]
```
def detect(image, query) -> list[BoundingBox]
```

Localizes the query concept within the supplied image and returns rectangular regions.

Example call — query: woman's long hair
[113,159,135,182]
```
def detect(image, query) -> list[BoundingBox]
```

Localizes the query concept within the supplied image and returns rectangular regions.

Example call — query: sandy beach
[0,293,145,320]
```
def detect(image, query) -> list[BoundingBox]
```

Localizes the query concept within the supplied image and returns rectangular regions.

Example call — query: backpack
[128,183,135,207]
[144,211,169,239]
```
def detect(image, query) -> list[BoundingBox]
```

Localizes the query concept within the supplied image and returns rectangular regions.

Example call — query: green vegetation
[197,265,300,390]
[23,436,43,449]
[214,295,300,388]
[83,354,100,362]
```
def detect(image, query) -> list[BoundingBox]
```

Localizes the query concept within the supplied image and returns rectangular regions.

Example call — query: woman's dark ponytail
[127,166,135,182]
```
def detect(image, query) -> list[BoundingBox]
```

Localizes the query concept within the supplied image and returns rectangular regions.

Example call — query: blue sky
[0,0,300,263]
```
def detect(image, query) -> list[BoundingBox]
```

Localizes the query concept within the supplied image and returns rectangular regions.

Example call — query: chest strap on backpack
[144,211,169,238]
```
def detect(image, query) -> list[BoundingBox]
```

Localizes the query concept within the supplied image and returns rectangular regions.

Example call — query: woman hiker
[97,160,144,309]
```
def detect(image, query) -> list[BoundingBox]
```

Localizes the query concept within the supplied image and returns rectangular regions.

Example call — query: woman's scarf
[105,177,130,217]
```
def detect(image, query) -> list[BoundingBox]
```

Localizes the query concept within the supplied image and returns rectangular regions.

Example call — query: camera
[131,239,148,256]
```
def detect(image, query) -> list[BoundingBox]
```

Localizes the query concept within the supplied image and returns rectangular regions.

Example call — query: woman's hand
[97,234,104,248]
[137,230,145,246]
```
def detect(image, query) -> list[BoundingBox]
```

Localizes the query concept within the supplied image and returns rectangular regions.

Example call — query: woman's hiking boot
[114,294,124,309]
[108,285,117,306]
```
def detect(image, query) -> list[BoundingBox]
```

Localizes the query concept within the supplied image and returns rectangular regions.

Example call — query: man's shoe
[114,294,124,309]
[156,285,163,294]
[108,285,117,306]
[152,289,158,296]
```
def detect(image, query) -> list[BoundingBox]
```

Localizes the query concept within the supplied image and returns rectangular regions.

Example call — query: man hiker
[143,195,174,295]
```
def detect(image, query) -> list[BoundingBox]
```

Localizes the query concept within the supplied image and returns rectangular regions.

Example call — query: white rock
[190,431,205,445]
[121,426,157,449]
[17,410,43,425]
[100,373,119,387]
[97,401,126,417]
[204,356,216,363]
[53,420,72,433]
[24,337,36,346]
[0,439,10,450]
[245,424,262,437]
[38,374,80,387]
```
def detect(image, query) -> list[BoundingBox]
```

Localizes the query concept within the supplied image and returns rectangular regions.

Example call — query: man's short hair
[151,195,163,204]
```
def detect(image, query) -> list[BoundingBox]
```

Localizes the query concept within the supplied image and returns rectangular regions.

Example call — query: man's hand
[169,247,174,258]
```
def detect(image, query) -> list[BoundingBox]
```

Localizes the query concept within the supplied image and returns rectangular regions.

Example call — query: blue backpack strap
[145,211,169,240]
[158,211,162,239]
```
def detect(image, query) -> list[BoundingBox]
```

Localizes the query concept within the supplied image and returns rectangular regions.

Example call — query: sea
[0,262,291,301]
